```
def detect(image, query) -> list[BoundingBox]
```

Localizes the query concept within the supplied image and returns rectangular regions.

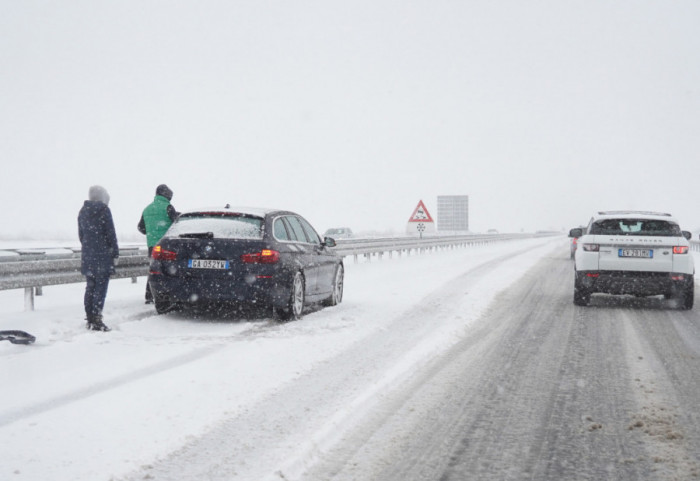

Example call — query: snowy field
[1,236,695,480]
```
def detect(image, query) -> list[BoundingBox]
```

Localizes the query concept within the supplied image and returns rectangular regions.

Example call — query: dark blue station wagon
[148,206,344,320]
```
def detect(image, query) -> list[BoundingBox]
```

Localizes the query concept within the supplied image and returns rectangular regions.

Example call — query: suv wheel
[680,277,694,310]
[573,272,590,306]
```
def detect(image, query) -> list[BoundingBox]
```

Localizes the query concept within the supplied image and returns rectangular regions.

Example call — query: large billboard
[437,195,469,232]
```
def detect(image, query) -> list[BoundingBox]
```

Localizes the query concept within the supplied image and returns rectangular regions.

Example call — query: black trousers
[145,246,154,301]
[84,274,110,321]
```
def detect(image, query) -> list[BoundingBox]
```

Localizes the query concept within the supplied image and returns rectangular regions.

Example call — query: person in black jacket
[78,185,119,331]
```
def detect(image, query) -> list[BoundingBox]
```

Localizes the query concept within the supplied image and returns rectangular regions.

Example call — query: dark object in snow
[0,330,36,344]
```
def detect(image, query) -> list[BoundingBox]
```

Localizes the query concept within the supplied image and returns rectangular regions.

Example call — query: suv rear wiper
[178,232,214,239]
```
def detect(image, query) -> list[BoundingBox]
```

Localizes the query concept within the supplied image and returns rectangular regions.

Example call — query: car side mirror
[569,228,583,238]
[682,231,692,240]
[324,237,337,248]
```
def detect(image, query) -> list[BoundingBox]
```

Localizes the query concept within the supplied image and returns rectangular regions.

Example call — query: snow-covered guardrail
[691,240,700,253]
[0,233,555,311]
[332,233,542,262]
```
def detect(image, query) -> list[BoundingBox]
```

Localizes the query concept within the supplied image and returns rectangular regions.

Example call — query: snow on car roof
[594,211,678,222]
[181,206,289,217]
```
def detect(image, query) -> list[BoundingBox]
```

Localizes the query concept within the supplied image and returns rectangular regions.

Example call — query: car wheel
[276,272,305,321]
[573,272,590,306]
[680,277,694,310]
[323,265,344,307]
[154,295,175,315]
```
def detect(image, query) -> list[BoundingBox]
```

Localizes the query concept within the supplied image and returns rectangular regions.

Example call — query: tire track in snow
[0,320,277,428]
[118,243,550,481]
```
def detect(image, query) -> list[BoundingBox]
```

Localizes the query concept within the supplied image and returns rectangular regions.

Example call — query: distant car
[148,206,344,320]
[569,235,578,258]
[323,227,353,239]
[571,211,694,309]
[487,229,499,234]
[568,226,585,258]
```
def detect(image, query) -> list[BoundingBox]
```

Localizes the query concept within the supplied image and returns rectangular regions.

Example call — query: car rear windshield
[589,219,681,237]
[166,213,264,240]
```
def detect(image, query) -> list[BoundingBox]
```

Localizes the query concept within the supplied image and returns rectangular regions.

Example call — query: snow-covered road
[2,236,698,481]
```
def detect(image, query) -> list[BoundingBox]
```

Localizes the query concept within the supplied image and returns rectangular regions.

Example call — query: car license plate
[618,249,653,258]
[188,259,230,269]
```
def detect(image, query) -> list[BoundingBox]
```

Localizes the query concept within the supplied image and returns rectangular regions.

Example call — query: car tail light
[671,274,686,281]
[586,273,600,278]
[241,249,280,264]
[573,238,578,245]
[582,244,599,252]
[152,245,177,261]
[673,246,689,254]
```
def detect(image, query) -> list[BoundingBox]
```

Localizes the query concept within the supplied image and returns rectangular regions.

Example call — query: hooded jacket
[138,184,179,247]
[78,186,119,276]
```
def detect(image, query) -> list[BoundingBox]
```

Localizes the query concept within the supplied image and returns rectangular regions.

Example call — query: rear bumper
[577,270,693,296]
[148,273,290,308]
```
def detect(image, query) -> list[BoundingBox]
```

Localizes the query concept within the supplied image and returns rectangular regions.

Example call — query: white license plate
[618,249,653,258]
[188,259,230,269]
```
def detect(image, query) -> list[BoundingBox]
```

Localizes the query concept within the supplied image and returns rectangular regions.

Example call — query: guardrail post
[24,287,35,311]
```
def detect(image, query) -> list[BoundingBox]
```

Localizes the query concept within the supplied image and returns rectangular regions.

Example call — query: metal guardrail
[691,240,700,253]
[0,247,150,311]
[0,233,553,311]
[331,233,541,261]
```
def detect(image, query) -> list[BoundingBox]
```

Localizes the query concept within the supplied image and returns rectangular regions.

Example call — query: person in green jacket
[138,184,179,303]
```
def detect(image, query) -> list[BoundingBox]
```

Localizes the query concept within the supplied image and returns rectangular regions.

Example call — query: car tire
[573,272,590,306]
[323,265,344,307]
[154,295,174,315]
[275,272,305,321]
[680,277,694,310]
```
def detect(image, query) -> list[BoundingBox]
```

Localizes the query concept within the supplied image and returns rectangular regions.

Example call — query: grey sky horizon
[2,1,699,241]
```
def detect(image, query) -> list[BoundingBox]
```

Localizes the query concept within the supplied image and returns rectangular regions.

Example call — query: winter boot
[86,314,111,332]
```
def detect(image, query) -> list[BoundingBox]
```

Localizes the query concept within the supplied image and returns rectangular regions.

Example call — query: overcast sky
[2,1,699,240]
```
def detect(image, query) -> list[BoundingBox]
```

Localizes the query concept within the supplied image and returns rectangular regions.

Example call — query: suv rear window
[589,219,681,237]
[166,213,264,239]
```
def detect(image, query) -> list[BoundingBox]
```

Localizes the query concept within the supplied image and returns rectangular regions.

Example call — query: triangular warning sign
[408,200,434,223]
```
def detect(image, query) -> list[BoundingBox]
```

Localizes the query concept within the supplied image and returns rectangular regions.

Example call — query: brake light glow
[241,249,280,264]
[673,246,689,254]
[152,245,178,261]
[582,244,599,252]
[586,273,600,278]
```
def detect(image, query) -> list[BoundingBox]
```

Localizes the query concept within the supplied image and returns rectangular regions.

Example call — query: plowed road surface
[2,238,699,481]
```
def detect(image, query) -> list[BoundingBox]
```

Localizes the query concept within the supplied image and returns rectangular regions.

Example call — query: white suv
[569,211,694,309]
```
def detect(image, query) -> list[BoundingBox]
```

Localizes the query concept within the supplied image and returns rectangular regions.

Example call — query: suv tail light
[152,245,178,261]
[673,246,689,254]
[582,244,600,252]
[241,249,280,264]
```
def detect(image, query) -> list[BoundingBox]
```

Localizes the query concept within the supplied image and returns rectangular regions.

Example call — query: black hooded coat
[78,201,119,276]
